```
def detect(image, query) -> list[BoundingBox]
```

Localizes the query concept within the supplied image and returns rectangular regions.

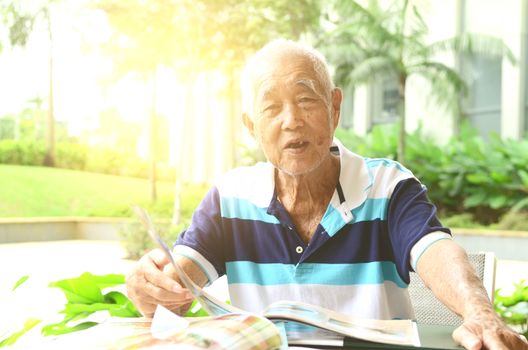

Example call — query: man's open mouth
[285,140,309,150]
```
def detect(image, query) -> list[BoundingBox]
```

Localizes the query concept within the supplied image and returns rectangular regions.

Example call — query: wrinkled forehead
[252,53,325,99]
[257,78,319,101]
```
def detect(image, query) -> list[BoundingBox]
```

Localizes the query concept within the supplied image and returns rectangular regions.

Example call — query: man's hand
[453,309,528,350]
[126,248,195,317]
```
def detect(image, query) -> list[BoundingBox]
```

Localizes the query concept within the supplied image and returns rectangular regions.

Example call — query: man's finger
[142,279,194,302]
[147,248,171,269]
[452,325,482,350]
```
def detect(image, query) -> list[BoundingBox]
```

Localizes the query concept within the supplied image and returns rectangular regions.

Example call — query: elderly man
[127,40,527,350]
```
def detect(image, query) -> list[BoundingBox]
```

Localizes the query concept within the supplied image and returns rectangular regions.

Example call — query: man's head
[241,39,342,176]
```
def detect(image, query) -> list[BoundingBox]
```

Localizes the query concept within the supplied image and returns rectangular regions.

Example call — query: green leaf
[466,173,489,184]
[91,274,126,290]
[11,275,29,291]
[41,321,98,336]
[49,272,105,304]
[104,290,130,305]
[518,170,528,187]
[500,301,528,325]
[463,192,487,208]
[489,171,510,184]
[60,303,123,317]
[184,300,209,317]
[512,197,528,212]
[104,291,141,317]
[489,195,509,209]
[0,319,40,347]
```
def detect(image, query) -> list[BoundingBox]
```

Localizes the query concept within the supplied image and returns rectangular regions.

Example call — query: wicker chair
[408,252,496,326]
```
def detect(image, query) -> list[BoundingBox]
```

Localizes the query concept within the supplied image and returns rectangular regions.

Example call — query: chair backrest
[408,252,496,326]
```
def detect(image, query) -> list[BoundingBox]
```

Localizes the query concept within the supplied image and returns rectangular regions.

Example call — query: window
[339,85,354,129]
[462,0,503,139]
[373,77,399,125]
[462,55,502,139]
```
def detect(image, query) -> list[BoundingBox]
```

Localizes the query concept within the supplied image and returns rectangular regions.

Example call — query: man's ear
[331,88,342,129]
[242,113,255,138]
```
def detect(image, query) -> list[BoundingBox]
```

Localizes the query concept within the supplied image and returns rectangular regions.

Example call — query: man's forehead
[257,78,318,98]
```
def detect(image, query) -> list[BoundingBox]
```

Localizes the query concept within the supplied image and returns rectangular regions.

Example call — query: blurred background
[0,0,527,254]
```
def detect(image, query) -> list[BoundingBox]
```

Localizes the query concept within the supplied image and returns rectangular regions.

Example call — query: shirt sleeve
[387,178,451,283]
[174,186,226,284]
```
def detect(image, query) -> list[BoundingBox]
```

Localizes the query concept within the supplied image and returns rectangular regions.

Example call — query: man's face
[244,53,341,176]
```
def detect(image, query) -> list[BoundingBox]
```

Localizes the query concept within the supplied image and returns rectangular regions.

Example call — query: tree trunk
[172,79,194,224]
[397,74,407,164]
[148,70,157,203]
[44,17,55,167]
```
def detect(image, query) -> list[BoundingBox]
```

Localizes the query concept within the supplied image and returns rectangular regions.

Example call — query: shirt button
[295,246,303,254]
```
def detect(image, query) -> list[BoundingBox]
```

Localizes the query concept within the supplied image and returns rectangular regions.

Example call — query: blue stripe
[220,196,279,224]
[320,205,346,237]
[320,198,389,236]
[226,261,407,288]
[365,158,412,174]
[352,198,389,223]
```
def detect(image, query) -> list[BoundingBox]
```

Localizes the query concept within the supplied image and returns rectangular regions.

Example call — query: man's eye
[298,97,316,105]
[263,104,280,112]
[300,97,313,102]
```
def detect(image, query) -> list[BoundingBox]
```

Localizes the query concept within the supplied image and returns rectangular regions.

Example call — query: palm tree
[2,1,57,165]
[322,0,514,164]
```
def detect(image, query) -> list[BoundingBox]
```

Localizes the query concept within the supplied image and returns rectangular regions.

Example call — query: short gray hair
[240,39,335,118]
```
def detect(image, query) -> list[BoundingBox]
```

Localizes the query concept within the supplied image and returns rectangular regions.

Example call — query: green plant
[438,213,485,229]
[0,276,39,348]
[41,273,141,336]
[0,271,217,347]
[496,211,528,231]
[495,280,528,338]
[337,123,528,226]
[119,219,188,260]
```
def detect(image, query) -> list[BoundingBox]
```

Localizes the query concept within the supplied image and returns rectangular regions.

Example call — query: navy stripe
[222,218,395,265]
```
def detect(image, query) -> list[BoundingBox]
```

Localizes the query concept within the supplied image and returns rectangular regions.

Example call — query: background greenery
[335,123,528,230]
[0,164,207,218]
[2,122,527,234]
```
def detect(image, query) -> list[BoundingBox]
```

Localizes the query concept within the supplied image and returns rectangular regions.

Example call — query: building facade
[341,0,528,143]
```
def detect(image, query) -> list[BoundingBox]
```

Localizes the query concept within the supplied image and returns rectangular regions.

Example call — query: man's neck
[275,154,340,210]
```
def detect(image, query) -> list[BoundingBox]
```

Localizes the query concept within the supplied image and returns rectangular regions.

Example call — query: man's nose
[280,103,304,129]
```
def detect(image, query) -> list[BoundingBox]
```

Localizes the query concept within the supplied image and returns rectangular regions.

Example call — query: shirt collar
[262,138,372,217]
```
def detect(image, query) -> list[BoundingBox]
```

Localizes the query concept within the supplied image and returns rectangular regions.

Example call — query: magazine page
[20,315,283,350]
[262,300,421,347]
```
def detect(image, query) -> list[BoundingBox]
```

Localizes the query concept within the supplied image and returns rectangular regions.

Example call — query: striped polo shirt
[175,138,450,320]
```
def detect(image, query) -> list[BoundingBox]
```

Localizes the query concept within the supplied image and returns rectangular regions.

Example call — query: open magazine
[133,206,421,348]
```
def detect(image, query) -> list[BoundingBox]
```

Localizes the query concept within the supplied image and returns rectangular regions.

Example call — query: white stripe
[216,162,275,208]
[228,282,414,320]
[410,231,453,271]
[367,165,415,199]
[173,245,219,285]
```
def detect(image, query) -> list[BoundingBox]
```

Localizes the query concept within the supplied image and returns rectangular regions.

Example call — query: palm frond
[427,33,516,64]
[336,56,398,87]
[409,4,428,35]
[409,61,468,114]
[328,0,402,49]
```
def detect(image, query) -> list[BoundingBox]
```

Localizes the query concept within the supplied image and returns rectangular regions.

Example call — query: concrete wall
[1,219,526,261]
[453,228,528,260]
[0,218,132,243]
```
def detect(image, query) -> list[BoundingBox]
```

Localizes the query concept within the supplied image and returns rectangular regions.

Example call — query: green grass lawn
[0,164,208,218]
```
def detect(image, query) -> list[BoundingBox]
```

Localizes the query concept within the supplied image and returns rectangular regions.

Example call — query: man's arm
[126,248,208,317]
[416,238,528,350]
